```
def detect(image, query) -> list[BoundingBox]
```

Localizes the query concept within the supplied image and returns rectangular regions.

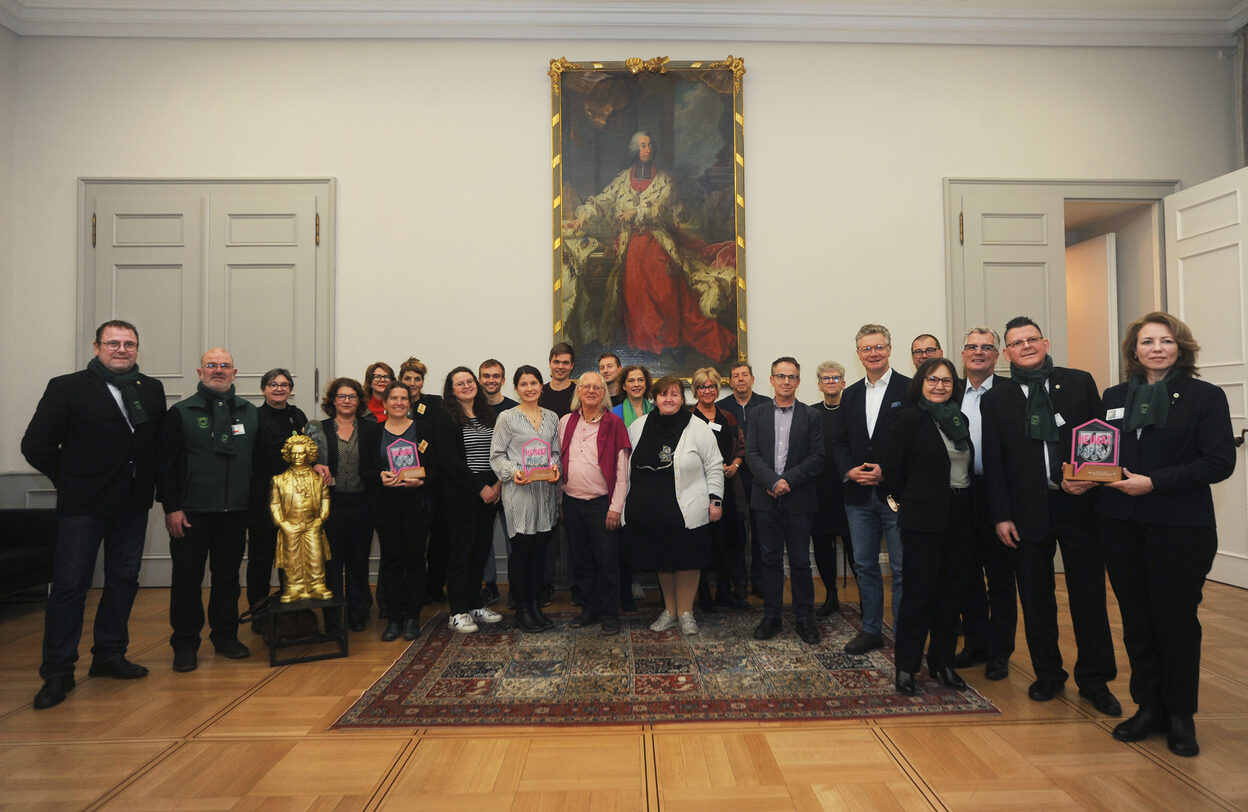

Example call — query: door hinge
[315,368,320,395]
[958,211,964,245]
[91,213,97,247]
[315,212,320,246]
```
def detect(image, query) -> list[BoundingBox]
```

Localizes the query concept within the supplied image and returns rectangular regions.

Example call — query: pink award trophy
[1062,418,1123,482]
[386,437,425,482]
[521,437,557,481]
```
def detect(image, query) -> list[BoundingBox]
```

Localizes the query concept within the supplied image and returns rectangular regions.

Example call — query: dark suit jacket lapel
[85,373,132,430]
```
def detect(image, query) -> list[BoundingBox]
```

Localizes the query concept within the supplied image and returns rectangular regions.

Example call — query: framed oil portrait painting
[549,55,746,380]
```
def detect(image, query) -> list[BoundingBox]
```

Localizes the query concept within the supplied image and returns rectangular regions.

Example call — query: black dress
[624,413,712,572]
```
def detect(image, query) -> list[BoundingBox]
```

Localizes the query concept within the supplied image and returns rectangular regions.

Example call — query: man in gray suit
[745,357,825,644]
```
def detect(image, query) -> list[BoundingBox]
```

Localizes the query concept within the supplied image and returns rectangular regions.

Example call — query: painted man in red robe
[571,132,736,362]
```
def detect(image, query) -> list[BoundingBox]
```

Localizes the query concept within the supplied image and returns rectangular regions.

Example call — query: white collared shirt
[1018,380,1058,487]
[962,373,994,475]
[863,367,894,439]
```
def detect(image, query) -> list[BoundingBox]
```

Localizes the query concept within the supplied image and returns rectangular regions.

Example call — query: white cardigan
[625,413,725,529]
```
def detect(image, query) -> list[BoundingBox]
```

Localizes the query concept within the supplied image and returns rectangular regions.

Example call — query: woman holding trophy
[490,365,562,632]
[1097,312,1236,757]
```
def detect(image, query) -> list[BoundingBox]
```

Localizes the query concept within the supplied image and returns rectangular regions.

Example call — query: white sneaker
[449,613,479,633]
[678,612,699,635]
[631,581,646,600]
[649,610,676,632]
[471,607,502,624]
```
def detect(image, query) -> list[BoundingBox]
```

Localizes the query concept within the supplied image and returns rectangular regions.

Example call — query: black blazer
[831,370,912,506]
[980,366,1101,539]
[883,407,974,532]
[1095,376,1236,527]
[317,416,382,493]
[363,414,439,507]
[21,369,166,515]
[432,411,501,514]
[744,401,825,514]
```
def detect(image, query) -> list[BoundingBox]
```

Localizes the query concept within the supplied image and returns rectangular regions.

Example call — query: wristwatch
[710,498,722,508]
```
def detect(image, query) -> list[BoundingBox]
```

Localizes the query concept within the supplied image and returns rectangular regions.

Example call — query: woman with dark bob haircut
[1096,311,1235,757]
[884,356,973,697]
[437,367,503,634]
[307,377,379,631]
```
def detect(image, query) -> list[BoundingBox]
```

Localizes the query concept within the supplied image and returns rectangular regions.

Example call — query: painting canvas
[550,56,746,379]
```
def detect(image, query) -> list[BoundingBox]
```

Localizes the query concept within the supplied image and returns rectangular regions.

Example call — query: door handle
[1237,429,1247,448]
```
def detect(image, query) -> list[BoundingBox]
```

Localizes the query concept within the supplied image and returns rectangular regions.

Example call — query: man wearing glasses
[22,320,167,709]
[831,324,911,655]
[980,316,1120,715]
[910,334,944,370]
[952,328,1017,682]
[745,357,825,644]
[157,347,259,673]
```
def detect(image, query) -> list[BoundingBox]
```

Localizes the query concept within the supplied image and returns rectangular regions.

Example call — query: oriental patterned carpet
[333,606,999,728]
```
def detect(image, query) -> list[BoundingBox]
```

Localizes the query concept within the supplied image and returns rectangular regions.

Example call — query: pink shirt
[559,411,630,514]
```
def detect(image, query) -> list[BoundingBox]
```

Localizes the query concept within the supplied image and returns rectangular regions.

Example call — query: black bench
[0,508,57,597]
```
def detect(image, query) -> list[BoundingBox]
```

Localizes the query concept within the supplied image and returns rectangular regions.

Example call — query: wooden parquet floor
[0,578,1245,811]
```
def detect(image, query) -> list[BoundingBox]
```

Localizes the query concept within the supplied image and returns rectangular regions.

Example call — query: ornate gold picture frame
[550,55,746,380]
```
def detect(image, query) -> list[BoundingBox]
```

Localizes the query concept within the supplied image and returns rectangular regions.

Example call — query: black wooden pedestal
[268,595,349,667]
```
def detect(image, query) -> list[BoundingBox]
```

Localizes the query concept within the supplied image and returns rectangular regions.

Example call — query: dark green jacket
[156,389,258,513]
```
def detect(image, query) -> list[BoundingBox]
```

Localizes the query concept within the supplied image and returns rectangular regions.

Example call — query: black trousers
[959,482,1018,660]
[1100,517,1217,715]
[445,478,498,616]
[41,510,148,679]
[756,506,815,622]
[894,493,973,674]
[1015,491,1117,689]
[375,491,430,620]
[508,531,551,606]
[564,494,620,620]
[245,478,279,610]
[326,490,374,624]
[169,511,247,652]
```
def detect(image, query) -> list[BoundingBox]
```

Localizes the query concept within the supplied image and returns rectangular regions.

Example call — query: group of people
[21,314,1235,760]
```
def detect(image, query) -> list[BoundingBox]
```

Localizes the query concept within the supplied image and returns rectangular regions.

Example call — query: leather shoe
[952,647,988,669]
[895,670,917,696]
[33,675,75,710]
[795,619,821,645]
[931,666,968,690]
[172,649,198,673]
[1112,706,1166,742]
[600,617,620,636]
[213,639,251,660]
[843,631,883,655]
[402,617,421,641]
[984,657,1010,681]
[349,617,367,632]
[753,617,782,640]
[1167,714,1199,757]
[1027,678,1066,702]
[815,593,840,618]
[88,657,148,679]
[1079,685,1123,717]
[380,620,402,642]
[570,612,601,628]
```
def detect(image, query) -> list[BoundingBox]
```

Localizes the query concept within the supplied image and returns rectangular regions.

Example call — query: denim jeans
[844,491,903,635]
[41,510,148,679]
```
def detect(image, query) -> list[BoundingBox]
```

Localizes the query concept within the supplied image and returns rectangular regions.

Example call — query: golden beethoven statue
[270,434,333,602]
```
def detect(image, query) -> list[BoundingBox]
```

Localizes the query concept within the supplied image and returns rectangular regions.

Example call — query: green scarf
[918,398,970,450]
[621,397,653,427]
[87,357,149,426]
[1009,357,1059,442]
[1124,368,1180,431]
[197,381,239,455]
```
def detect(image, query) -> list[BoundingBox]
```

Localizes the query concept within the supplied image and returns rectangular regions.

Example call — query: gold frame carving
[549,55,747,380]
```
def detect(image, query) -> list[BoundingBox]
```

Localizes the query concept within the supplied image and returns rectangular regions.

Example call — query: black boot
[697,577,717,613]
[515,601,543,633]
[531,601,554,629]
[816,590,840,618]
[1167,714,1199,757]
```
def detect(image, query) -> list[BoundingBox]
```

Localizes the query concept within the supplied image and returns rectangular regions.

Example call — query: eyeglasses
[856,344,889,354]
[925,376,954,387]
[265,381,291,390]
[202,362,233,370]
[99,340,138,351]
[819,375,843,383]
[911,347,941,357]
[579,384,605,392]
[371,374,392,382]
[335,393,359,401]
[452,380,476,389]
[772,374,799,382]
[695,383,719,391]
[1004,336,1044,350]
[963,344,998,353]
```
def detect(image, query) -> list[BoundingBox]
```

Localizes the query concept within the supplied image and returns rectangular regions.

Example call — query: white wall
[0,27,18,470]
[2,37,1237,471]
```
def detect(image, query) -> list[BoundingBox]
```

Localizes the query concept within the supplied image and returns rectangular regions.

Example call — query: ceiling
[0,0,1246,46]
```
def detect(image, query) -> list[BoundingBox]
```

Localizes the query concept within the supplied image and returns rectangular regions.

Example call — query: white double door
[81,179,334,586]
